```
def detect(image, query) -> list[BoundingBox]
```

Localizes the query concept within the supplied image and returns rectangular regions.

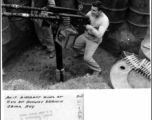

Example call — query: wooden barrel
[128,0,149,38]
[61,0,77,9]
[102,0,128,31]
[2,0,11,44]
[3,0,31,31]
[110,59,151,88]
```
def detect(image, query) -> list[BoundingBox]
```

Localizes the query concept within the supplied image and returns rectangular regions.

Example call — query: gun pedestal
[55,69,65,82]
[54,37,65,82]
[52,23,63,82]
[54,23,78,82]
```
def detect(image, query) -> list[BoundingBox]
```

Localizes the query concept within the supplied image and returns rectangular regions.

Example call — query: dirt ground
[3,21,150,90]
[3,43,116,90]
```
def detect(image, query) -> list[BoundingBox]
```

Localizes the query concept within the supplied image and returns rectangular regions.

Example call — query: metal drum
[102,0,128,31]
[138,37,150,61]
[2,0,11,44]
[61,0,77,9]
[2,14,11,45]
[128,0,150,38]
[110,59,151,89]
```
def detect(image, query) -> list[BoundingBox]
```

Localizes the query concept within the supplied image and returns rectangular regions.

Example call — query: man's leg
[42,25,55,58]
[34,21,46,49]
[73,34,86,57]
[83,40,101,75]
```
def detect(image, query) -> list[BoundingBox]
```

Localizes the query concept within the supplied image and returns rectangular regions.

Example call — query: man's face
[91,6,101,17]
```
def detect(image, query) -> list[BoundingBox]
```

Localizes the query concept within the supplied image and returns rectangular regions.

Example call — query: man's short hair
[92,1,103,11]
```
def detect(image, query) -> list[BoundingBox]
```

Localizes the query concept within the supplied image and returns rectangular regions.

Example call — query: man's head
[91,1,103,17]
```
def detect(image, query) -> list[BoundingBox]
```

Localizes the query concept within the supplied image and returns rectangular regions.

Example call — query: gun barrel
[2,4,79,14]
[2,4,47,11]
[60,13,85,18]
[2,12,60,20]
[2,4,90,25]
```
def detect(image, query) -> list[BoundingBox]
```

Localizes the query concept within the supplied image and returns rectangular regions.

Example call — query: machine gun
[2,4,89,30]
[2,4,90,82]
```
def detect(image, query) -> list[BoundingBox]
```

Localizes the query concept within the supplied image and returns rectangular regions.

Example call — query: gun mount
[2,4,90,82]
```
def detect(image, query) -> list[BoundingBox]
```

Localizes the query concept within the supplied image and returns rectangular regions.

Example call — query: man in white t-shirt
[73,1,109,76]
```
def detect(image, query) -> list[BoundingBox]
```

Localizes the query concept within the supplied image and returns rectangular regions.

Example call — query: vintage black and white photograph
[1,0,151,90]
[1,1,151,120]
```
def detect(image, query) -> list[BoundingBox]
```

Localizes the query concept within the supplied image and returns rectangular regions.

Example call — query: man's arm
[86,15,109,38]
[86,11,91,17]
[48,0,55,7]
[41,0,56,17]
[87,19,109,38]
[92,20,109,38]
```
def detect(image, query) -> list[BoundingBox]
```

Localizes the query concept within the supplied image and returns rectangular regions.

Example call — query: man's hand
[41,11,49,17]
[86,24,94,31]
[41,6,52,17]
